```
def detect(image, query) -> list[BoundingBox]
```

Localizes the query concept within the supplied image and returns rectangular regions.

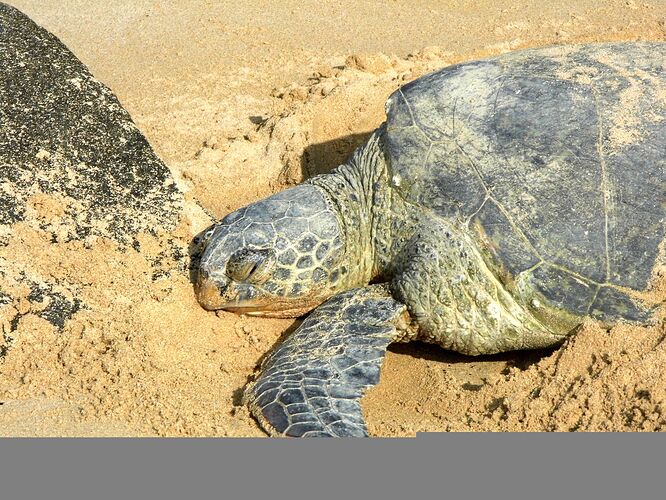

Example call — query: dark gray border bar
[0,434,664,500]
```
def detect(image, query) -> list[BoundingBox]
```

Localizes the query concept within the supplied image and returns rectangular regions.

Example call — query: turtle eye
[226,248,276,284]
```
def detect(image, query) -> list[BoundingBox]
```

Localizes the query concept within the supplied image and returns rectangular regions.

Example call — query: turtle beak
[195,267,229,311]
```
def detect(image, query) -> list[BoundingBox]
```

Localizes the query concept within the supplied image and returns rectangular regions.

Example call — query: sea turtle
[196,42,666,437]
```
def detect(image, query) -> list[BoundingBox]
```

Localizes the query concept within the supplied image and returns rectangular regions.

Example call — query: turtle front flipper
[244,284,413,437]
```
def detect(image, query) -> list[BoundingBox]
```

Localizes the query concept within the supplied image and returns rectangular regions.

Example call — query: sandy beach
[1,0,665,436]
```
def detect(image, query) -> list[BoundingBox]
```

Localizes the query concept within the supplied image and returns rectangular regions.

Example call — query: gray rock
[0,3,182,352]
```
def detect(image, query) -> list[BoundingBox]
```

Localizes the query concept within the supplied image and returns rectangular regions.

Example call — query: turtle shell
[384,42,665,324]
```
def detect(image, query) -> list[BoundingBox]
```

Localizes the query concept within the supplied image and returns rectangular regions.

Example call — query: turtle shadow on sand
[300,132,373,178]
[388,341,556,372]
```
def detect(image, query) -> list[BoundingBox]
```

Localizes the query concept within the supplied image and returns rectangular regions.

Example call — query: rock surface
[0,2,182,349]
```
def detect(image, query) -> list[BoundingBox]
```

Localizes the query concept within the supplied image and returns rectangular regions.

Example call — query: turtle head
[196,184,350,317]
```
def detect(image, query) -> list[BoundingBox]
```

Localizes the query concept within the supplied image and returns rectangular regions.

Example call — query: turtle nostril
[198,266,210,281]
[196,270,228,310]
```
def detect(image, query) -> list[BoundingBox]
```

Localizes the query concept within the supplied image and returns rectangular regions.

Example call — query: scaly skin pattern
[307,129,390,282]
[389,213,565,355]
[244,284,414,437]
[197,184,355,316]
[313,127,568,355]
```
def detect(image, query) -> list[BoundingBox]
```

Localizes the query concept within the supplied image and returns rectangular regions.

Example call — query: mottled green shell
[384,42,665,324]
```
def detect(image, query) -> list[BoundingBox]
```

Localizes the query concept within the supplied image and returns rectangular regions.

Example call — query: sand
[1,0,665,436]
